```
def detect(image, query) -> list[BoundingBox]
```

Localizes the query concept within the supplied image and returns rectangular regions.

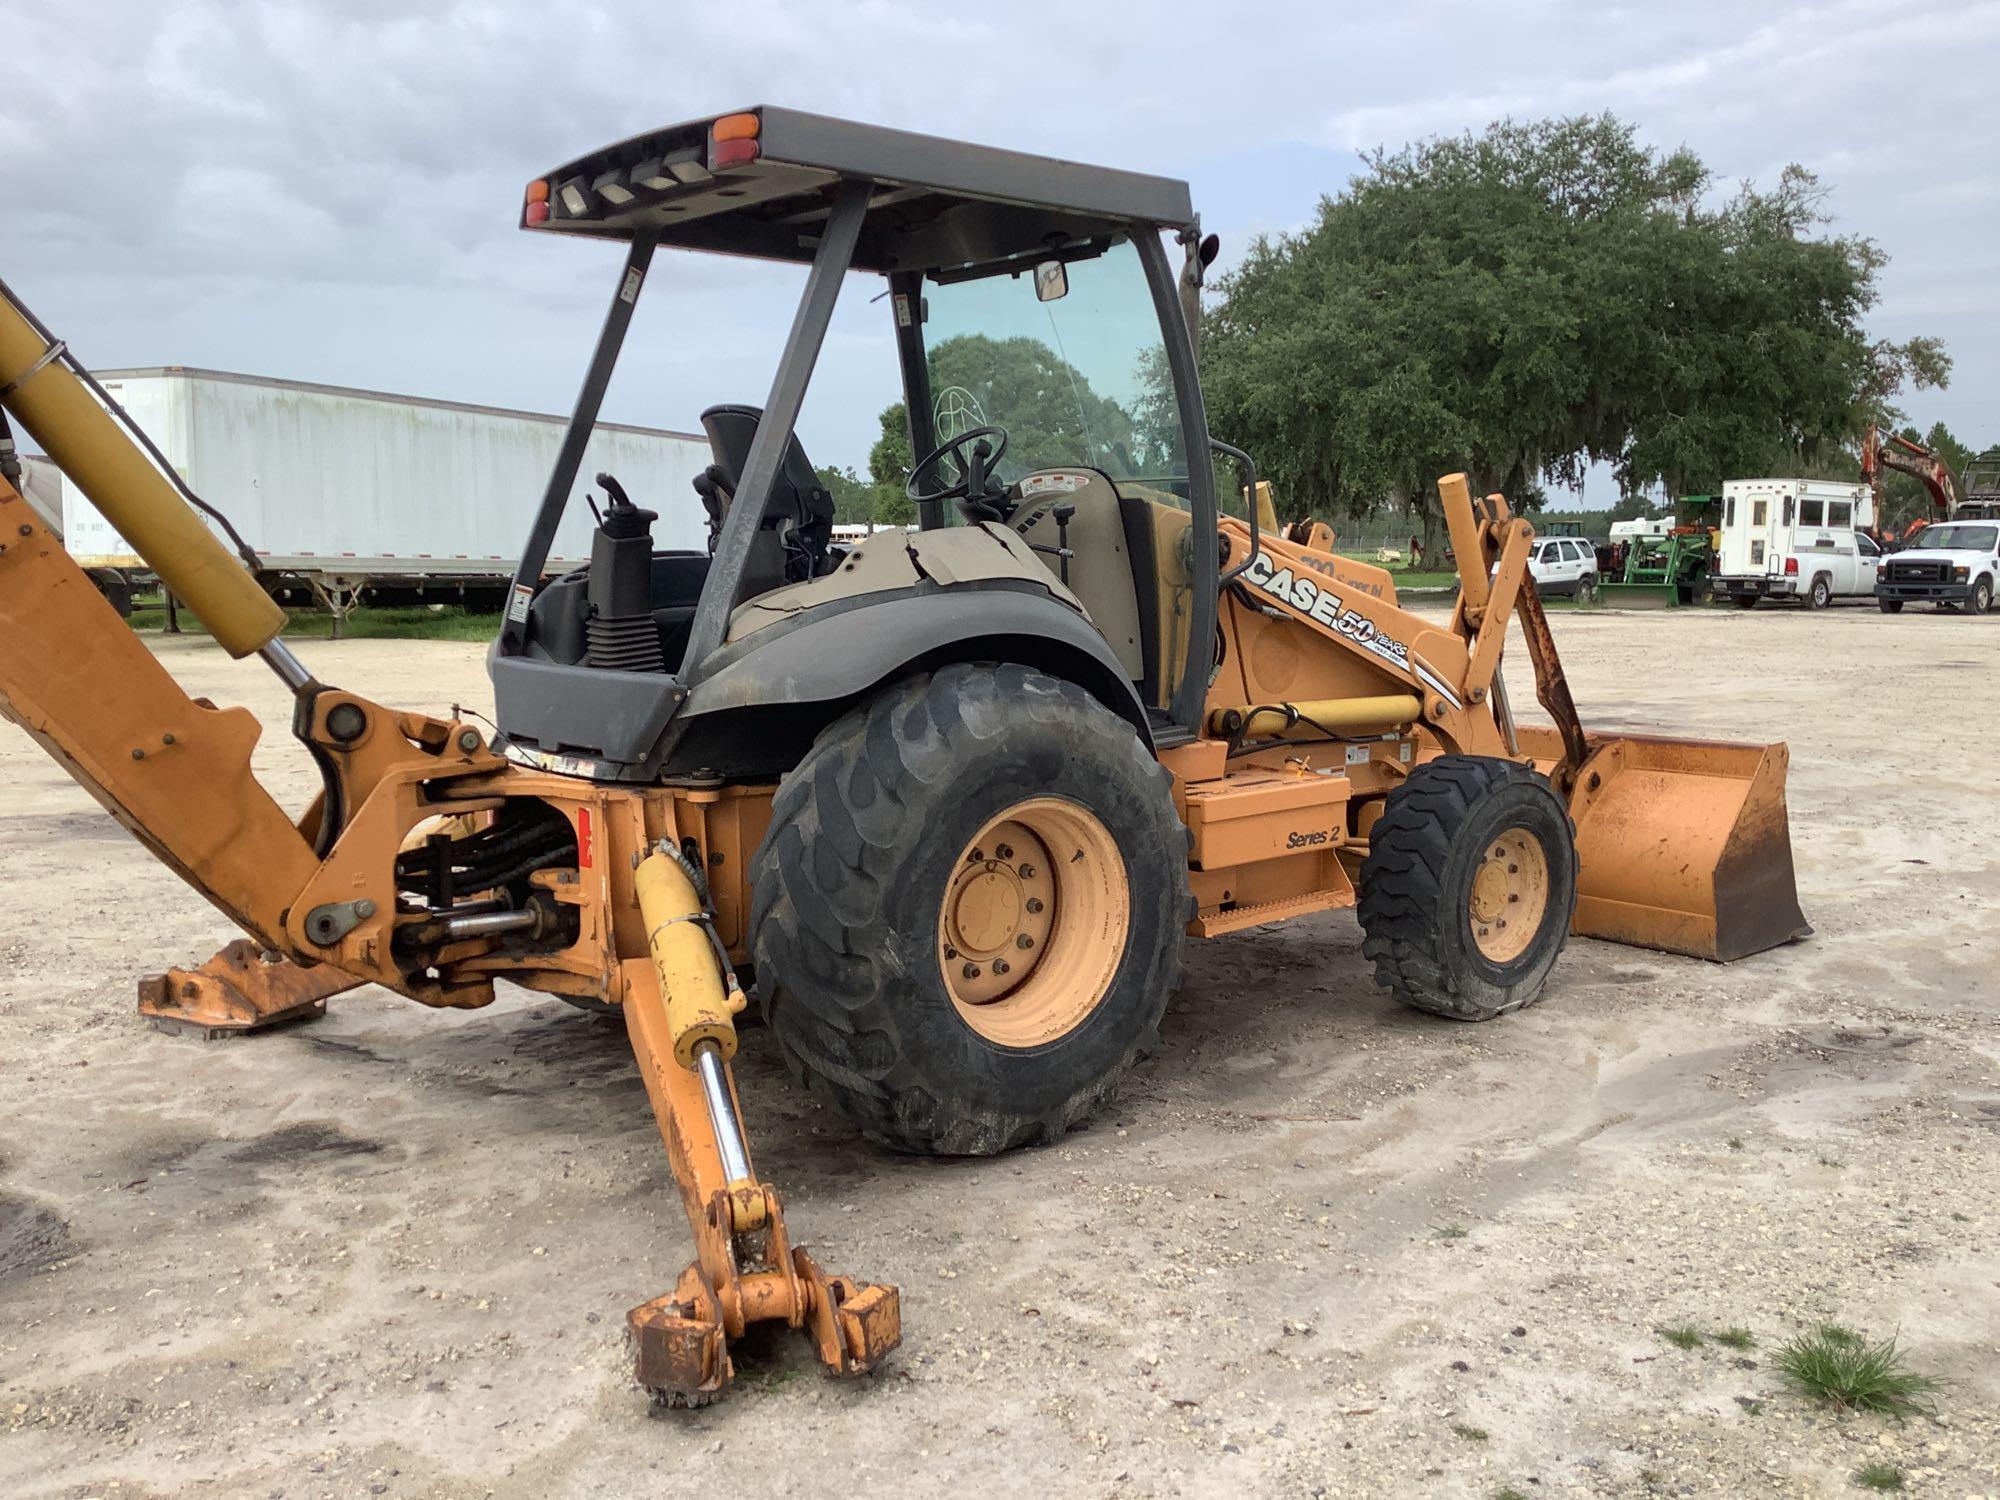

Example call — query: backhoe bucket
[1519,730,1811,961]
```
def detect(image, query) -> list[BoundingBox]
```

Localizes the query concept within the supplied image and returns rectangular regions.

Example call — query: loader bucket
[1596,582,1676,610]
[1518,730,1811,961]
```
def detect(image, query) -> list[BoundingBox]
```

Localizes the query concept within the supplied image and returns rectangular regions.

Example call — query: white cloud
[1,0,1993,483]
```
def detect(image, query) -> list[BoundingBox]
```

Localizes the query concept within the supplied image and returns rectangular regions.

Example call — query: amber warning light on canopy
[709,111,761,169]
[523,179,551,227]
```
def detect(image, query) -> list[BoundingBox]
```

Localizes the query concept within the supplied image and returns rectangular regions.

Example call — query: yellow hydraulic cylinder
[0,291,286,658]
[633,848,744,1069]
[1209,694,1423,739]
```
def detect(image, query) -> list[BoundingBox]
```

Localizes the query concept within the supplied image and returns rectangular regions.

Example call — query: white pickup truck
[1876,520,2000,615]
[1708,478,1880,609]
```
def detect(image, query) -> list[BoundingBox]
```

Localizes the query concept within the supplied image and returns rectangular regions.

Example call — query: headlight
[1954,565,1970,581]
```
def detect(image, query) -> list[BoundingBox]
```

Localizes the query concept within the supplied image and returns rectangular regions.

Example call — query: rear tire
[1878,597,1904,614]
[1735,595,1760,610]
[1807,575,1832,610]
[1358,757,1578,1022]
[749,664,1190,1155]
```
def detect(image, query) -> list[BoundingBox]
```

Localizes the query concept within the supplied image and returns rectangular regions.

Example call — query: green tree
[868,401,916,527]
[1201,114,1950,554]
[814,464,875,525]
[926,333,1138,477]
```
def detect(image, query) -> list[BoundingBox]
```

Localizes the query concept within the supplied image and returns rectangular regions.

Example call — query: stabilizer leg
[138,939,360,1037]
[619,957,899,1406]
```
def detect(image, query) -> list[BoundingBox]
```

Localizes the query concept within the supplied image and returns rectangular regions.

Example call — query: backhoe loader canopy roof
[521,107,1196,272]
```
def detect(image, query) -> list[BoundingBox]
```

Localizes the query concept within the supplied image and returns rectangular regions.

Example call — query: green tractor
[1600,497,1718,608]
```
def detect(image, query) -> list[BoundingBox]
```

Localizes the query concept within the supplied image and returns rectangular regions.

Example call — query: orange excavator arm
[1862,422,1959,525]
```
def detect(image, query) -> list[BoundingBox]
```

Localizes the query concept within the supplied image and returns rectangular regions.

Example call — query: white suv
[1525,537,1599,601]
[1877,521,2000,615]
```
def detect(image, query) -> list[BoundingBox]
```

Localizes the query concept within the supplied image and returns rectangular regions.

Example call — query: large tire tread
[750,664,1190,1155]
[1358,757,1577,1023]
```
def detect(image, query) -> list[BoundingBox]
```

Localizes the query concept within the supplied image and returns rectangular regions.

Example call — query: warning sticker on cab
[1018,472,1091,497]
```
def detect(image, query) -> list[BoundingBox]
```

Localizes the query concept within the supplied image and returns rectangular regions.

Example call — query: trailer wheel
[750,663,1190,1155]
[1878,597,1904,614]
[1358,757,1578,1023]
[1807,574,1832,610]
[87,567,134,619]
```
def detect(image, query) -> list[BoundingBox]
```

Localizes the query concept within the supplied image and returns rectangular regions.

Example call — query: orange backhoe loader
[0,107,1809,1407]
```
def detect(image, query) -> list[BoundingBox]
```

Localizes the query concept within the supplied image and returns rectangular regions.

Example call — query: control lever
[1023,500,1077,584]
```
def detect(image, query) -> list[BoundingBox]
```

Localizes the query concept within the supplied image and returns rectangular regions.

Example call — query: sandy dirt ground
[2,602,1997,1500]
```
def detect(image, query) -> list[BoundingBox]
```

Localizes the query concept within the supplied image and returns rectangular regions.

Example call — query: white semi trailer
[64,367,711,630]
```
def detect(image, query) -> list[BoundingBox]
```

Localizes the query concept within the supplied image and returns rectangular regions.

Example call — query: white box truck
[1708,478,1881,610]
[65,367,712,622]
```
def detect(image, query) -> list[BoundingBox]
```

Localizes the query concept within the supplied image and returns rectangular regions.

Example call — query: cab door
[1854,531,1882,595]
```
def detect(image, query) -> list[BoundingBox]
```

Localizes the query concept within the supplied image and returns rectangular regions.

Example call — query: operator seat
[695,404,837,601]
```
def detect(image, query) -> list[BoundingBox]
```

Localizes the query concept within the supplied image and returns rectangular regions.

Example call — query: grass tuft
[1494,1489,1530,1500]
[1431,1223,1468,1241]
[1851,1462,1905,1492]
[1727,1135,1745,1150]
[1656,1323,1705,1350]
[1775,1325,1939,1418]
[1713,1327,1757,1351]
[1451,1423,1489,1442]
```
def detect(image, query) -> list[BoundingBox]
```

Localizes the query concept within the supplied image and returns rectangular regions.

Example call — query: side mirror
[1034,260,1069,303]
[1199,232,1220,269]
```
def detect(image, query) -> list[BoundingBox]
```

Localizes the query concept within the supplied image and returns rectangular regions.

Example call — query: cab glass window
[1828,500,1852,528]
[920,237,1187,499]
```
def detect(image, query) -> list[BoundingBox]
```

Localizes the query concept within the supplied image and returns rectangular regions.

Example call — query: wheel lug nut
[1508,863,1519,874]
[1025,898,1044,914]
[1016,934,1034,950]
[1018,864,1035,879]
[969,847,984,864]
[995,843,1014,861]
[962,963,981,980]
[993,959,1009,975]
[944,944,959,959]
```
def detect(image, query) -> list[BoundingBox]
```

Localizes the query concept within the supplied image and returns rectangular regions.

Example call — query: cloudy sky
[4,0,1995,499]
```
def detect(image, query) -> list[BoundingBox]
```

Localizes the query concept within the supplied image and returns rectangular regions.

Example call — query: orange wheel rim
[939,797,1128,1047]
[1469,826,1549,964]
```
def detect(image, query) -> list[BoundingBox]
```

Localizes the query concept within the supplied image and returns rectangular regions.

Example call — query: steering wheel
[906,425,1011,522]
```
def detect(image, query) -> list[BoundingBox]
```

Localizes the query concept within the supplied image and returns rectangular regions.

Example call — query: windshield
[921,237,1186,496]
[1911,524,1996,551]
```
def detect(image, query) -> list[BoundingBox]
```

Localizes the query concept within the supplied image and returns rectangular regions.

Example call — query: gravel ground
[1,602,1996,1499]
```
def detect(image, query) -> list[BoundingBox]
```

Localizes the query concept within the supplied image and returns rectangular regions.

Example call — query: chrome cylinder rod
[258,638,315,693]
[694,1041,755,1188]
[434,908,539,941]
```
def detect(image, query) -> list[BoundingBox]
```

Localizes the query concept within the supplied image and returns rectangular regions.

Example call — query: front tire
[1973,576,1994,615]
[1878,597,1904,614]
[750,664,1190,1155]
[1574,573,1598,605]
[1358,757,1578,1022]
